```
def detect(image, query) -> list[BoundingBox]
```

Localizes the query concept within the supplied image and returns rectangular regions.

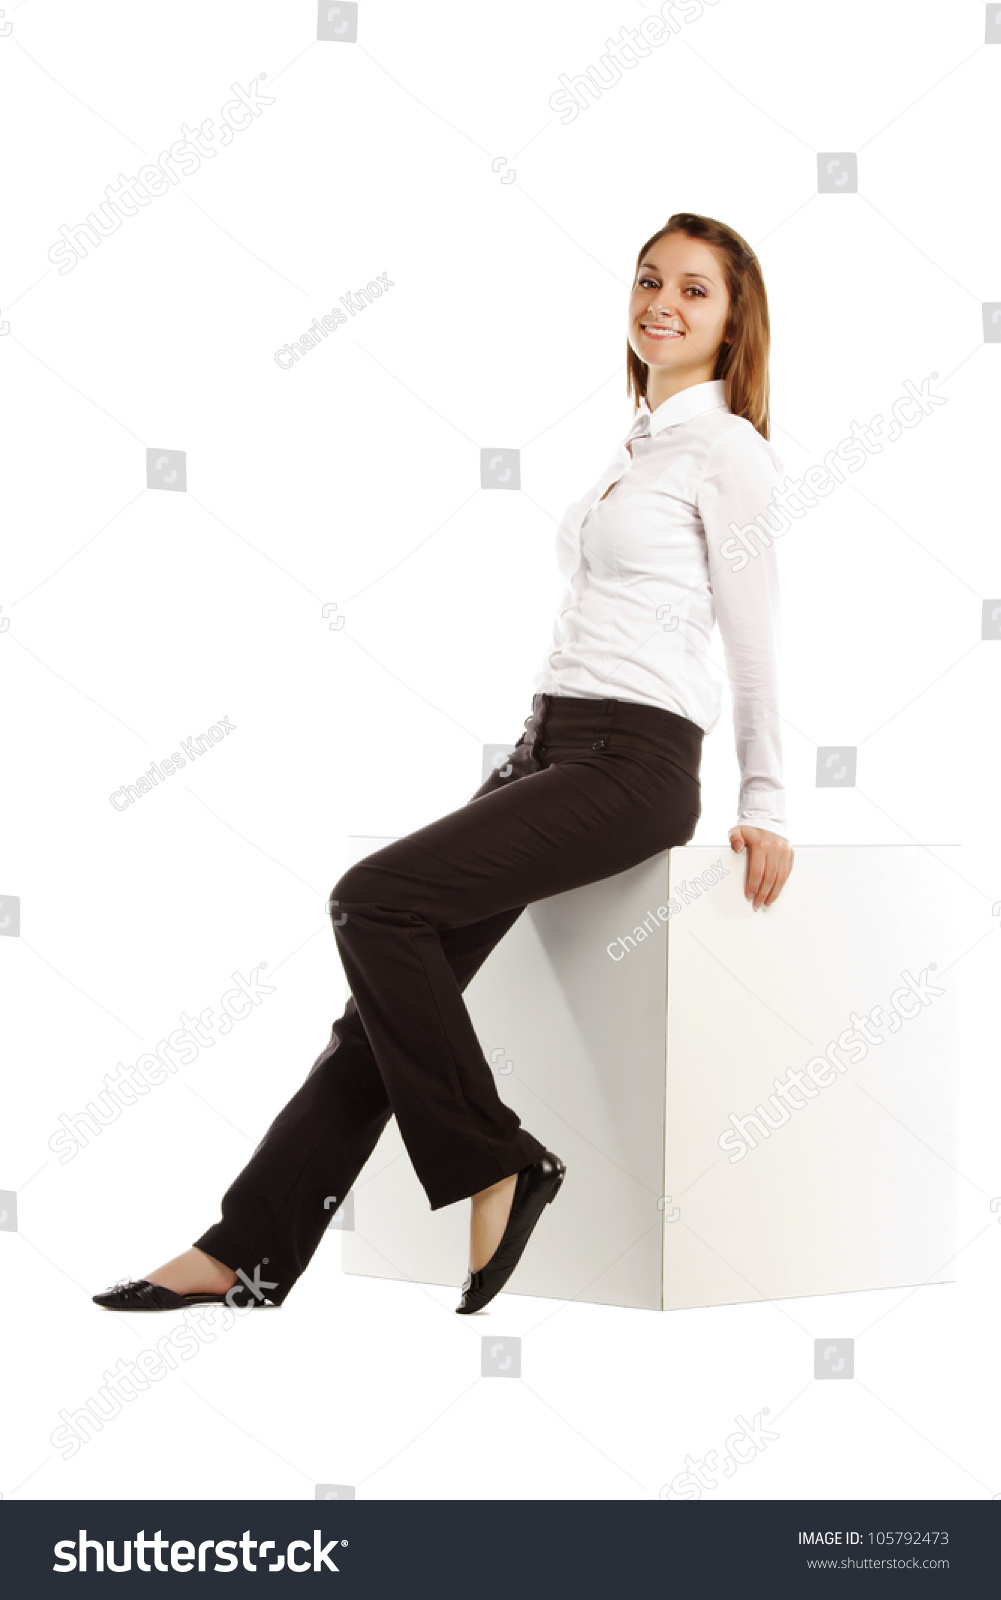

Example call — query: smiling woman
[625,212,771,438]
[92,209,794,1325]
[535,214,789,856]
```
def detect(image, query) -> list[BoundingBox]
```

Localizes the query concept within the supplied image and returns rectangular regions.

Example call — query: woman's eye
[636,278,706,295]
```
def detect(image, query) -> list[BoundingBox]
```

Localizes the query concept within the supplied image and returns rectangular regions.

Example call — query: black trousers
[193,692,703,1304]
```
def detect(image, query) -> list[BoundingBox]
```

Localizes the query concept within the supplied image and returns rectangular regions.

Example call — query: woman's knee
[328,860,387,922]
[328,867,360,925]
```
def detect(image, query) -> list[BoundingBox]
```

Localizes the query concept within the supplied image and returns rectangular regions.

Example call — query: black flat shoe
[92,1277,277,1311]
[456,1151,566,1315]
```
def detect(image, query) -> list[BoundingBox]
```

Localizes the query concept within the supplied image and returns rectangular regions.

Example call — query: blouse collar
[627,378,728,442]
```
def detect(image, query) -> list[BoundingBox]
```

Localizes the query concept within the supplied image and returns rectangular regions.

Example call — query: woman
[94,212,794,1318]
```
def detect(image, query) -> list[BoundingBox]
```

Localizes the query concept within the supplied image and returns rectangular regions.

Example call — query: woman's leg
[322,753,695,1223]
[145,761,534,1302]
[151,698,700,1306]
[171,903,530,1302]
[321,690,702,1232]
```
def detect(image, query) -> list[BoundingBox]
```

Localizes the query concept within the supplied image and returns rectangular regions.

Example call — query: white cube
[339,842,960,1311]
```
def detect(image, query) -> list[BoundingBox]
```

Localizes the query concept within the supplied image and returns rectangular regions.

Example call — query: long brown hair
[626,212,771,440]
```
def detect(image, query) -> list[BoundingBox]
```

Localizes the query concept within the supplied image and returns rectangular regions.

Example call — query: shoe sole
[93,1293,279,1311]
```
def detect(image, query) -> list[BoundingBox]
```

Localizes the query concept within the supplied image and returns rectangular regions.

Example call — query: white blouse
[532,378,788,838]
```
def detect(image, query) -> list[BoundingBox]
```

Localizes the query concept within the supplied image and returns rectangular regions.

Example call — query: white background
[1,0,999,1501]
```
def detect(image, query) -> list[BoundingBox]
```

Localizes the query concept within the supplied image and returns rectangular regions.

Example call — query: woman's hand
[728,825,794,909]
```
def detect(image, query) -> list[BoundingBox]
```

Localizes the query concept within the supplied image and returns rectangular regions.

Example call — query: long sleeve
[697,421,789,838]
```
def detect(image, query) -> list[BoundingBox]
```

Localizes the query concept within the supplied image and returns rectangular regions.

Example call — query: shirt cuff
[730,800,790,840]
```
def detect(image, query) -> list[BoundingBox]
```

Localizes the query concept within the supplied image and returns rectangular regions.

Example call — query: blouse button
[592,739,606,750]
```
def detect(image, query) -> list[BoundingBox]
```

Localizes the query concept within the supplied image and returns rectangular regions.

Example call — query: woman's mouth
[640,323,684,341]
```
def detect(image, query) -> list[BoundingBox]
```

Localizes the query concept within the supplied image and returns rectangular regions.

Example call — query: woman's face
[627,233,730,384]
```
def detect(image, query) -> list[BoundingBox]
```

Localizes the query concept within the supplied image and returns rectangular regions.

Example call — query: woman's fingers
[744,850,764,904]
[748,844,775,908]
[730,827,795,906]
[748,857,770,908]
[763,848,794,906]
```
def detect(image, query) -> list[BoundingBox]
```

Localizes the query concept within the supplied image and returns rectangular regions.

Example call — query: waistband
[521,692,703,774]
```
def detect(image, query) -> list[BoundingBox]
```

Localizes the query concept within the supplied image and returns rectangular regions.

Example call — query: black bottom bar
[0,1499,988,1593]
